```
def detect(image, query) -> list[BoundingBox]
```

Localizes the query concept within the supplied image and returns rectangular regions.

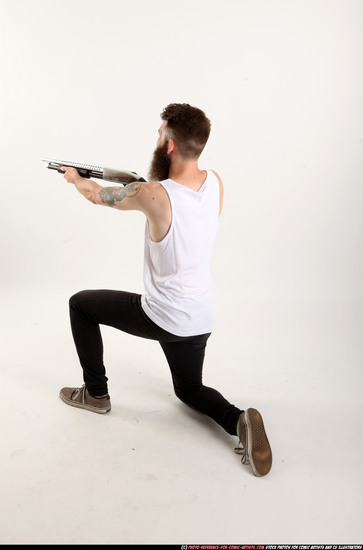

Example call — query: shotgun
[42,158,146,185]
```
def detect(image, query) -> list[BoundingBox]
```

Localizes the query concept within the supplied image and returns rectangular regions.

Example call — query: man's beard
[148,141,171,182]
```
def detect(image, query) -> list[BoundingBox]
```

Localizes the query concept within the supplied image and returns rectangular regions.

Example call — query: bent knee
[69,289,93,310]
[174,384,201,404]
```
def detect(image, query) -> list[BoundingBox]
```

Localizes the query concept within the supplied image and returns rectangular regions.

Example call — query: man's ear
[167,138,176,155]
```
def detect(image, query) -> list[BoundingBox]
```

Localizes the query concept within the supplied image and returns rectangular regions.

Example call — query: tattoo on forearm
[98,182,141,207]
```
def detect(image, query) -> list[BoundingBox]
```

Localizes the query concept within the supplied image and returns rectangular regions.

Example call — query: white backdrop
[1,0,362,302]
[0,0,363,544]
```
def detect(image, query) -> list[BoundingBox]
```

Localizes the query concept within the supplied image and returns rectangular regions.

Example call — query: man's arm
[61,166,171,240]
[98,182,142,207]
[61,167,144,211]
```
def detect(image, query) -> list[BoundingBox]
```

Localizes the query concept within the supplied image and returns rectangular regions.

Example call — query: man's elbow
[90,188,102,205]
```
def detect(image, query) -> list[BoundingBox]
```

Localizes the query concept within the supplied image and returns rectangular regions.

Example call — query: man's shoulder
[211,169,222,181]
[209,170,224,215]
[141,180,165,191]
[140,180,168,196]
[138,181,170,212]
[210,170,224,191]
[140,181,172,240]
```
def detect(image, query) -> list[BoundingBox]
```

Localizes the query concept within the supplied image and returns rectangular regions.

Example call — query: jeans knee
[69,290,90,311]
[174,386,185,402]
[174,384,200,405]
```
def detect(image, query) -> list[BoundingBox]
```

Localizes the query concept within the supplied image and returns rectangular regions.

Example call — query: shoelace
[234,443,250,465]
[71,385,86,403]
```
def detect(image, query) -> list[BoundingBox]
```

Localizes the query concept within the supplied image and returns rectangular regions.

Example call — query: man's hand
[61,166,102,203]
[61,166,83,185]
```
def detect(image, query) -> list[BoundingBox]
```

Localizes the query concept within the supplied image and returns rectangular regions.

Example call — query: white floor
[0,287,362,545]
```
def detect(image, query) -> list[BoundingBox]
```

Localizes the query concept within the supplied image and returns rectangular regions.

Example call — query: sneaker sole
[245,408,272,477]
[59,390,111,414]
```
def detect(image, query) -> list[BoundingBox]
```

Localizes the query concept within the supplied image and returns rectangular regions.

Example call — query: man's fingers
[61,166,78,184]
[61,167,71,182]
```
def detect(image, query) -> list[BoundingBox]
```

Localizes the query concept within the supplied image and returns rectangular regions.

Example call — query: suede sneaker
[235,408,272,477]
[60,384,111,414]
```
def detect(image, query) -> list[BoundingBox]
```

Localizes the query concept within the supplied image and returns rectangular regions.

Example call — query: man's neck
[168,158,206,190]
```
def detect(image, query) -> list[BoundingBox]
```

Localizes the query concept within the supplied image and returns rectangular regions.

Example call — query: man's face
[157,120,168,147]
[148,121,171,182]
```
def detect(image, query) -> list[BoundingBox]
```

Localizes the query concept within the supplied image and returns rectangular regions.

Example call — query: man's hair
[161,103,211,160]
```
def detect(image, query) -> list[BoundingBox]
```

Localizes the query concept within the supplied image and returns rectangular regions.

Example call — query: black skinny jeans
[69,289,242,435]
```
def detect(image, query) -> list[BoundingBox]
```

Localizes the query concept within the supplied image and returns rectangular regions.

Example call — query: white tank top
[141,169,219,336]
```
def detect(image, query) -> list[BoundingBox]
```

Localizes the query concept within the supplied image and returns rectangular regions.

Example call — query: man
[60,103,272,477]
